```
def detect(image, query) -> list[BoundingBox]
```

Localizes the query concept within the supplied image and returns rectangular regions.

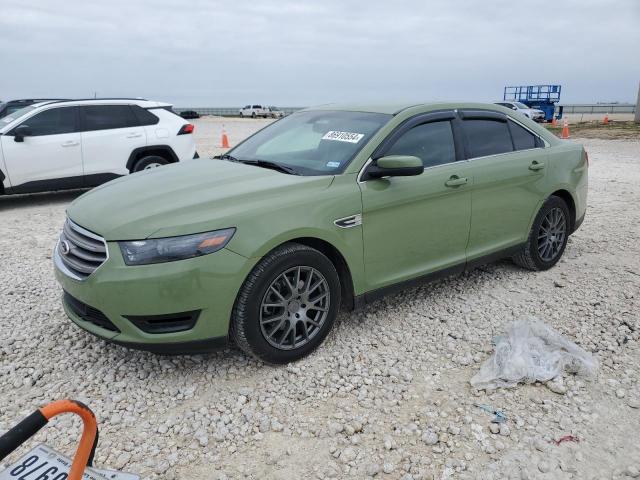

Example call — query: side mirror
[13,124,32,142]
[365,155,424,180]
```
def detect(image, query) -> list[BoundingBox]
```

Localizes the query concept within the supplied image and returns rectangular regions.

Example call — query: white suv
[239,105,268,118]
[0,98,198,195]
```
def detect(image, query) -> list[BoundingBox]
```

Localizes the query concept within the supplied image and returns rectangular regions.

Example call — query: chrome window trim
[54,219,109,281]
[356,109,549,183]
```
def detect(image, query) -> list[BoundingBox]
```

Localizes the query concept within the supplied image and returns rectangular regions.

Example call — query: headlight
[119,228,236,266]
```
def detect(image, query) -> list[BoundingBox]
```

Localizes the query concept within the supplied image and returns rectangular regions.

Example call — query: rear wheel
[231,243,341,364]
[132,155,170,172]
[513,196,570,271]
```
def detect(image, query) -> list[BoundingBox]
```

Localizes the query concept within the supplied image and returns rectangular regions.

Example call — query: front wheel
[132,155,170,172]
[513,196,570,271]
[231,243,341,364]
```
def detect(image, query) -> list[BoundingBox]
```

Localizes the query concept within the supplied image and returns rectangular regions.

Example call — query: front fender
[226,173,366,294]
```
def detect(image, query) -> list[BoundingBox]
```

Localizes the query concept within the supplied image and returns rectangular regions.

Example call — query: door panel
[0,106,82,189]
[359,162,473,291]
[1,133,83,189]
[80,105,147,179]
[466,149,548,260]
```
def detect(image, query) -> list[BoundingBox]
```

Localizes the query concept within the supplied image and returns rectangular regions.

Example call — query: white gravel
[1,125,639,479]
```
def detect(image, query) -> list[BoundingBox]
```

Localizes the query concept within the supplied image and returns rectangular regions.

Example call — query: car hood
[67,160,334,241]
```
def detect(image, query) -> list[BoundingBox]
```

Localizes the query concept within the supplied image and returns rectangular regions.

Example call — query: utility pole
[635,81,640,123]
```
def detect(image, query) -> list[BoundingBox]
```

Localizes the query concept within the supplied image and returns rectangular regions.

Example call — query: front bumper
[54,241,256,351]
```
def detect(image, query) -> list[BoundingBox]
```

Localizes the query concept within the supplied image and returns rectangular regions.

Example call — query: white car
[495,101,546,122]
[0,98,198,195]
[239,104,268,118]
[266,106,285,118]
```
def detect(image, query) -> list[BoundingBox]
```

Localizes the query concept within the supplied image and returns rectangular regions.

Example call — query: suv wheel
[251,112,256,118]
[132,155,170,172]
[231,243,341,364]
[513,195,570,271]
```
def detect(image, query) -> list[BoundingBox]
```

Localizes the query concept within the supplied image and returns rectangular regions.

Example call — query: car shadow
[0,189,87,211]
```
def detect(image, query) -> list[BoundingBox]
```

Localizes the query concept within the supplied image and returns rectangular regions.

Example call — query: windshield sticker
[322,131,365,143]
[326,161,341,168]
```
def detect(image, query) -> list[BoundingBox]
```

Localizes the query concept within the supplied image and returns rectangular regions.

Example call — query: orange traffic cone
[603,113,609,125]
[221,125,230,148]
[551,117,558,127]
[561,119,570,139]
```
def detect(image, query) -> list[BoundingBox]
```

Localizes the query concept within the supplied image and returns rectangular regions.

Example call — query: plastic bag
[470,317,598,389]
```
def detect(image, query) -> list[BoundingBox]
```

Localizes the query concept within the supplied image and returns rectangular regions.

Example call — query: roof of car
[303,102,517,115]
[32,98,172,108]
[305,103,420,115]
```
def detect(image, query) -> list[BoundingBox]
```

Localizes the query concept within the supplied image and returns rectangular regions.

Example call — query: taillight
[178,124,194,135]
[584,149,589,167]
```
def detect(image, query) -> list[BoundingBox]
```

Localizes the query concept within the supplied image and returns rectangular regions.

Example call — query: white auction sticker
[321,131,365,143]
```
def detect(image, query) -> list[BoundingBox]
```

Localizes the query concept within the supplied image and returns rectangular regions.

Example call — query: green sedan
[54,102,588,363]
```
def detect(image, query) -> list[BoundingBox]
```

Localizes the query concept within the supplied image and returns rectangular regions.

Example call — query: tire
[230,243,341,364]
[132,155,170,172]
[513,196,571,271]
[251,112,256,118]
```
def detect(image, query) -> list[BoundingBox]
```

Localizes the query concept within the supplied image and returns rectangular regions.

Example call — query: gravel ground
[0,123,639,479]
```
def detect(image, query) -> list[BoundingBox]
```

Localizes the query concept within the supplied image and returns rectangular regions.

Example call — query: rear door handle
[445,175,468,187]
[529,161,545,171]
[126,132,142,138]
[61,141,79,147]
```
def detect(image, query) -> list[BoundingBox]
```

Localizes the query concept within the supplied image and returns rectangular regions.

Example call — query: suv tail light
[584,149,589,167]
[178,124,194,135]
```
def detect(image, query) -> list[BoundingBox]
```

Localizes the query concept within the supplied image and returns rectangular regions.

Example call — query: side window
[463,119,513,158]
[81,105,138,131]
[131,105,159,126]
[508,120,538,150]
[385,121,456,168]
[18,107,77,136]
[252,105,261,109]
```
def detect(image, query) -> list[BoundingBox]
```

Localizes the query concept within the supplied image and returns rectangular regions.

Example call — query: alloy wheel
[143,163,162,169]
[259,266,330,350]
[537,207,566,262]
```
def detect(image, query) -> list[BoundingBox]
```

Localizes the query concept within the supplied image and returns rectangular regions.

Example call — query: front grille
[63,292,120,332]
[57,219,107,280]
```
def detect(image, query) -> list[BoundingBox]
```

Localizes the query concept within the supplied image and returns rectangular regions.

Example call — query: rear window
[463,119,513,158]
[508,120,538,150]
[81,105,138,131]
[131,105,160,126]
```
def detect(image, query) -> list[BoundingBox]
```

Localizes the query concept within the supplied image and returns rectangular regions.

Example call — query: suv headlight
[119,228,236,266]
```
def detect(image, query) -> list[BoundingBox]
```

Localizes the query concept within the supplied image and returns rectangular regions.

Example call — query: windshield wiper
[215,154,299,175]
[237,159,300,175]
[215,153,241,162]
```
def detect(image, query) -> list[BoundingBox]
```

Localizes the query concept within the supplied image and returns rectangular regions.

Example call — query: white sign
[321,131,364,143]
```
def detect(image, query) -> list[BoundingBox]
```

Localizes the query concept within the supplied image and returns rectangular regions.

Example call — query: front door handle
[61,141,79,147]
[126,132,142,138]
[529,161,545,171]
[445,175,468,187]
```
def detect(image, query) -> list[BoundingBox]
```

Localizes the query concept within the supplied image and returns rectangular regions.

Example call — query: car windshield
[514,102,529,109]
[0,105,37,126]
[227,110,391,175]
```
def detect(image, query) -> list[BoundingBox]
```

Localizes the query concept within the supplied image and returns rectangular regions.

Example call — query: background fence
[174,104,635,117]
[174,107,303,116]
[558,104,635,114]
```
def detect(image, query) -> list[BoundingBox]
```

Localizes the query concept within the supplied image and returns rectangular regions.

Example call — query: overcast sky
[1,0,639,107]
